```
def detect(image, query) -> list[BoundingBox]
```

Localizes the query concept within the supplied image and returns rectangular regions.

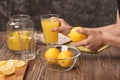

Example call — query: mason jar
[7,14,35,54]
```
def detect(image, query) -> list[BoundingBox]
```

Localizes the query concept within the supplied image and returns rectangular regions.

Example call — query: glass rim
[40,14,59,19]
[10,14,30,20]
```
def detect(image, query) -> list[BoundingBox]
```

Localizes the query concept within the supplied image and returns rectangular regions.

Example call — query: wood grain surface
[0,31,120,80]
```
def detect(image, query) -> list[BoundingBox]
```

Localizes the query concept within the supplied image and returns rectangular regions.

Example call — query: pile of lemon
[0,60,25,75]
[44,48,74,67]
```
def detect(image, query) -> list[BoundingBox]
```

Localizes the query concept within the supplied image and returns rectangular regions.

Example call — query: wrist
[98,29,106,45]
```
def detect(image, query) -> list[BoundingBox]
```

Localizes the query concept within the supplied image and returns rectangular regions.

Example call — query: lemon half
[0,60,26,76]
[0,62,15,75]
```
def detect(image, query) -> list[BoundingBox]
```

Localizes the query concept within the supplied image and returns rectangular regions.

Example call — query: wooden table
[0,31,120,80]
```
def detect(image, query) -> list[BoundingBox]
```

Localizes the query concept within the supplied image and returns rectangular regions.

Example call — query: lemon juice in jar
[7,14,35,59]
[8,31,32,51]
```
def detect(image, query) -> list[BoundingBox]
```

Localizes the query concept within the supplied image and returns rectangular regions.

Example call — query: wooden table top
[0,31,120,80]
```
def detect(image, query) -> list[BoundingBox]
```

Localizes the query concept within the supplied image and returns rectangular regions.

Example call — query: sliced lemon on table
[8,60,25,68]
[0,61,7,66]
[14,61,26,68]
[0,60,26,76]
[0,62,15,75]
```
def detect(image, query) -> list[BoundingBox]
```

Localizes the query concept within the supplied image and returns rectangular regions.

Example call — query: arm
[102,32,120,47]
[74,10,120,51]
[96,10,120,36]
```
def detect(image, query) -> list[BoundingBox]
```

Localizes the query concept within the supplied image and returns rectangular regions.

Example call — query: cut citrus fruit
[14,61,26,68]
[8,60,25,68]
[0,61,7,66]
[0,62,15,75]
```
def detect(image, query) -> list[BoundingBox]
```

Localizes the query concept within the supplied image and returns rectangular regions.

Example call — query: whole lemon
[58,50,74,67]
[44,48,60,64]
[68,27,87,42]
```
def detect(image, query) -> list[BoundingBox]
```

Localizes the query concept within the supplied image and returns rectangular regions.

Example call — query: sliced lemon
[14,61,26,68]
[0,62,15,75]
[7,60,18,62]
[0,61,7,66]
[8,60,25,68]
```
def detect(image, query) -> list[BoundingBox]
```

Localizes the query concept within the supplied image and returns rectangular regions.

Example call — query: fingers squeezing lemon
[0,60,25,75]
[68,27,87,42]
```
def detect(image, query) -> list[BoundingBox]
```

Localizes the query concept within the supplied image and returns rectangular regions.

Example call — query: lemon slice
[14,61,26,68]
[7,60,18,63]
[0,62,15,75]
[8,60,25,68]
[0,60,26,75]
[0,61,7,66]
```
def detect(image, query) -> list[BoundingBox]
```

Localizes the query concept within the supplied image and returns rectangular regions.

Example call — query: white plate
[36,33,71,44]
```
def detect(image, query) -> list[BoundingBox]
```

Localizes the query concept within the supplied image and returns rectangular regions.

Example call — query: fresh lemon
[0,62,15,75]
[44,48,60,64]
[58,50,74,67]
[68,27,87,42]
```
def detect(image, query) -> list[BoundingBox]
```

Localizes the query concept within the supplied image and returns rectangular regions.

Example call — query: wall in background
[0,0,117,31]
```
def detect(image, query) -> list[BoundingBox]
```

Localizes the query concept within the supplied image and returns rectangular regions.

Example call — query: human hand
[51,18,72,36]
[73,28,105,52]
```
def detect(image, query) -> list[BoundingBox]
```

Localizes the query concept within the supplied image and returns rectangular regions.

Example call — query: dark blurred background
[0,0,117,31]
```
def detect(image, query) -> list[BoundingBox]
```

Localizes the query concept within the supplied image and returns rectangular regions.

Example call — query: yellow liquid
[8,31,32,51]
[41,19,59,44]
